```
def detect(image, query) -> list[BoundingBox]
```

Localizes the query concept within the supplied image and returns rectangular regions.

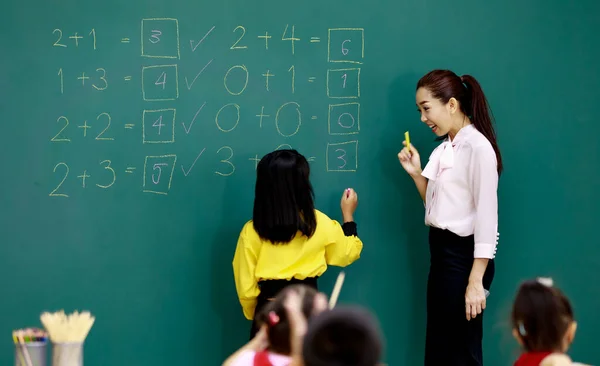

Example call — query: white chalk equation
[49,19,365,197]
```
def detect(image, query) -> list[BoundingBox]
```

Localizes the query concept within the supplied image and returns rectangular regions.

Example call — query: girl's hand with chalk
[398,140,422,178]
[340,188,358,223]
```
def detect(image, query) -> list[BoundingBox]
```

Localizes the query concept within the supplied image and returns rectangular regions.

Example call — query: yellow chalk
[404,131,410,153]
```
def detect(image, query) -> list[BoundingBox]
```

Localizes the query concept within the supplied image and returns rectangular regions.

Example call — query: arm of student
[325,219,363,267]
[540,354,575,366]
[222,349,252,366]
[232,230,260,320]
[222,326,268,366]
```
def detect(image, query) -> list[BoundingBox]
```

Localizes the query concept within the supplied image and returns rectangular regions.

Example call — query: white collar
[421,124,475,181]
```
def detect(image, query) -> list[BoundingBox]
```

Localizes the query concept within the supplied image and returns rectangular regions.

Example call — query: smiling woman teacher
[398,69,502,365]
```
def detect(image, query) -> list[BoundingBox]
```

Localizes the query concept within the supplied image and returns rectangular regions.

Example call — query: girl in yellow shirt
[232,149,363,339]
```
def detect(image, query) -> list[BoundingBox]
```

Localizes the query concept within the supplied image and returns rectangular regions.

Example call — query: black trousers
[425,227,495,366]
[249,277,319,340]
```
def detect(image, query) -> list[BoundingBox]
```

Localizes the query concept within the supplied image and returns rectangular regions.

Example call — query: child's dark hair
[255,284,320,355]
[511,278,574,352]
[253,149,317,244]
[302,306,383,366]
[417,69,503,175]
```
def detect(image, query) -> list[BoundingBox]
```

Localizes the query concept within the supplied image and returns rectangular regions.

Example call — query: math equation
[48,19,365,197]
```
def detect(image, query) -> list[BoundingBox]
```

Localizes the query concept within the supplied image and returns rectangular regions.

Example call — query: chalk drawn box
[143,154,177,195]
[326,141,358,172]
[141,18,180,59]
[142,64,179,101]
[328,102,360,135]
[327,68,360,99]
[142,108,176,144]
[328,28,364,64]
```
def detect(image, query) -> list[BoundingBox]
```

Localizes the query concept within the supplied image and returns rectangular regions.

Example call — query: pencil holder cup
[51,342,83,366]
[14,341,47,366]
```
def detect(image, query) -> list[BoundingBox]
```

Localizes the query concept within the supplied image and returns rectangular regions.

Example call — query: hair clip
[268,311,280,326]
[518,323,527,336]
[537,277,553,287]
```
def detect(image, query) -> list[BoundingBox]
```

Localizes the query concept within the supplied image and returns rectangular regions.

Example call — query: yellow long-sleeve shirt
[232,209,363,320]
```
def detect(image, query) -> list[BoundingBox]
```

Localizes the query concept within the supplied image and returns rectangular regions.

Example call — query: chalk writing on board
[184,59,213,90]
[96,160,116,189]
[78,120,91,137]
[78,170,90,188]
[262,70,275,91]
[49,162,69,197]
[326,68,361,99]
[230,26,248,50]
[275,102,302,137]
[142,109,176,144]
[52,29,96,49]
[142,64,179,101]
[51,116,70,142]
[248,144,316,170]
[95,112,114,141]
[281,24,300,55]
[57,68,64,94]
[258,32,272,49]
[326,141,359,172]
[215,103,241,132]
[51,113,115,142]
[328,102,360,135]
[327,28,365,64]
[215,146,235,176]
[143,154,177,195]
[141,18,180,59]
[288,65,295,93]
[182,102,206,134]
[69,32,83,47]
[256,107,270,128]
[56,68,108,91]
[48,20,367,198]
[190,26,215,52]
[224,65,249,95]
[181,148,207,177]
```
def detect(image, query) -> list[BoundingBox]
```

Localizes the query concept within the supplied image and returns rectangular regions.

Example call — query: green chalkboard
[1,0,599,365]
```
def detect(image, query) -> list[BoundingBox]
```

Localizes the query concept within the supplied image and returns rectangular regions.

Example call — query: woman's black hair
[511,279,574,352]
[252,149,316,244]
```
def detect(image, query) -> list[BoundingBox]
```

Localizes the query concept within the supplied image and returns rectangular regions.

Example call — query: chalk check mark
[184,59,213,90]
[182,102,206,134]
[181,147,207,177]
[190,26,216,52]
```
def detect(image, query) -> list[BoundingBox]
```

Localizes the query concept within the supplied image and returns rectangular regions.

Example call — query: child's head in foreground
[301,305,383,366]
[255,284,326,355]
[511,277,576,354]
